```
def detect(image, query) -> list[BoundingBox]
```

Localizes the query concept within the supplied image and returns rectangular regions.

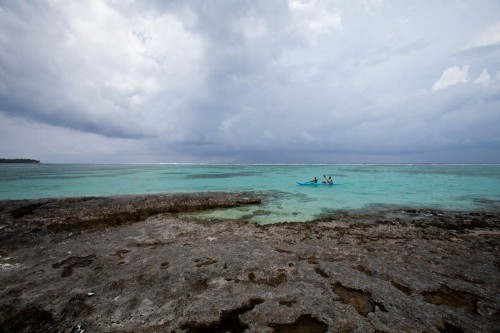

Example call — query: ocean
[0,163,499,224]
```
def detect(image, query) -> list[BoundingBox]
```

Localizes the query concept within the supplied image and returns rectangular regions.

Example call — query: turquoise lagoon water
[0,164,499,224]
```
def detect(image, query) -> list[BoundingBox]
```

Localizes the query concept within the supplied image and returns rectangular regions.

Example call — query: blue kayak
[297,181,337,186]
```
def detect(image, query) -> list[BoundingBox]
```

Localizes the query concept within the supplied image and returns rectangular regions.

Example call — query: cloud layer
[1,0,499,163]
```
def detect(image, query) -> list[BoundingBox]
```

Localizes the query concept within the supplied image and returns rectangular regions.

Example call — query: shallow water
[0,164,499,223]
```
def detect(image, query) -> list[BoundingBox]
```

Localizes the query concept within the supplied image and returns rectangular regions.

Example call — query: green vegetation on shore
[0,158,40,164]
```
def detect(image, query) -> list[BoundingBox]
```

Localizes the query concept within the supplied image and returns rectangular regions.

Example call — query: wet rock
[332,283,375,316]
[422,285,479,314]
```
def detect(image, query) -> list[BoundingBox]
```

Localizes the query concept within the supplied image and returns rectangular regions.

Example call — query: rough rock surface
[0,193,499,333]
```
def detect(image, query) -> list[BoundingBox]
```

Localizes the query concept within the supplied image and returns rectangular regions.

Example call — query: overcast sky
[1,0,499,163]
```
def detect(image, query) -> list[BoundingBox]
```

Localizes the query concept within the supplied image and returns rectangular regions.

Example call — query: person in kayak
[311,177,318,183]
[322,176,333,184]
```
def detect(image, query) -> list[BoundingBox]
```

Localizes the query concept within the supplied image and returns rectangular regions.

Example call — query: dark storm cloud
[0,0,499,163]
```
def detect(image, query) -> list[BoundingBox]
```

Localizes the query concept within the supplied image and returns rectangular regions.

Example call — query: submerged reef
[0,193,498,332]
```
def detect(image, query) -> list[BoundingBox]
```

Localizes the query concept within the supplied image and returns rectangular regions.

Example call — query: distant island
[0,158,40,164]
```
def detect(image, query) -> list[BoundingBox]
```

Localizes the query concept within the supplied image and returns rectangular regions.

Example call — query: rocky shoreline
[0,193,498,332]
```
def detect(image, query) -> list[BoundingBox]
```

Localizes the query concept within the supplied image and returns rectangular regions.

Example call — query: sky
[0,0,499,164]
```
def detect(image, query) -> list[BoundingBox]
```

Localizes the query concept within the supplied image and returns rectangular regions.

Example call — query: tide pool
[0,164,499,223]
